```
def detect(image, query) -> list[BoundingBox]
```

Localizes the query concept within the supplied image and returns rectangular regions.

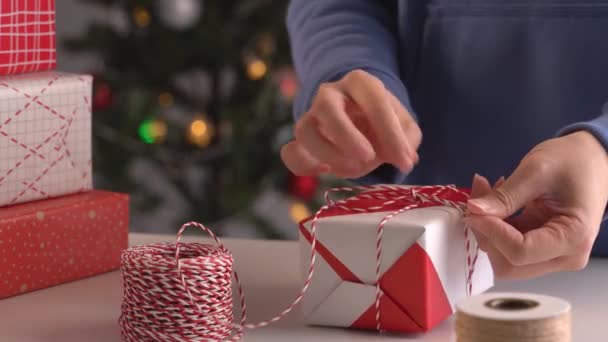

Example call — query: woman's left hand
[464,131,608,280]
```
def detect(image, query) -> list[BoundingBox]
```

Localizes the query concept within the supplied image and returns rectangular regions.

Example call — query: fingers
[280,141,329,176]
[470,174,492,198]
[470,174,540,232]
[506,205,548,233]
[338,70,413,171]
[388,92,422,163]
[294,115,364,177]
[463,214,582,265]
[483,243,590,280]
[483,244,558,280]
[311,85,375,162]
[468,158,549,218]
[283,69,422,178]
[494,176,505,188]
[465,213,579,280]
[467,174,493,251]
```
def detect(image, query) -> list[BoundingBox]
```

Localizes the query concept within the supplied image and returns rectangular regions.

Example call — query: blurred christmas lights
[138,118,168,144]
[289,202,311,223]
[187,116,214,147]
[156,0,202,30]
[158,92,174,108]
[280,75,298,100]
[246,58,267,80]
[133,7,151,28]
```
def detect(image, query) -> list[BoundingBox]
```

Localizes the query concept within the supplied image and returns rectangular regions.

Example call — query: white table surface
[0,233,606,341]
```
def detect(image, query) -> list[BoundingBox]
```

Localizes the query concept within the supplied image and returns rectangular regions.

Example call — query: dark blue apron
[398,0,608,256]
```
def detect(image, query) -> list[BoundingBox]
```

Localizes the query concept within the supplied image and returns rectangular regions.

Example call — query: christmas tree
[64,0,334,237]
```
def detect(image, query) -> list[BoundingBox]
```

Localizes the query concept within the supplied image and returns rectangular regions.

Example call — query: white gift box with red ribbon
[298,186,494,333]
[0,71,92,207]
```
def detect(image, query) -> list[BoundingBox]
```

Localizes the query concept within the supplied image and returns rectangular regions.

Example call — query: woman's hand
[465,131,608,279]
[281,69,421,179]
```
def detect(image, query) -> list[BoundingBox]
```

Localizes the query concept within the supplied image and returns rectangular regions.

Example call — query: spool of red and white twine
[119,185,479,341]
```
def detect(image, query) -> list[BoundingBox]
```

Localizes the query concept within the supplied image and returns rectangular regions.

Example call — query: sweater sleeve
[287,0,411,184]
[558,103,608,157]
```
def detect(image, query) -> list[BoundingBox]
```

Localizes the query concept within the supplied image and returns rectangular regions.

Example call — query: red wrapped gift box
[0,0,56,75]
[0,190,128,299]
[298,186,494,333]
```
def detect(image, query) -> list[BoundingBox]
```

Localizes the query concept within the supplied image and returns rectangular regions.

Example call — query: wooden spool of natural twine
[456,293,571,342]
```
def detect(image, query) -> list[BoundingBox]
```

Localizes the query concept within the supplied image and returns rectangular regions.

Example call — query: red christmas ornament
[288,173,319,201]
[274,66,299,101]
[93,81,113,111]
[279,75,298,100]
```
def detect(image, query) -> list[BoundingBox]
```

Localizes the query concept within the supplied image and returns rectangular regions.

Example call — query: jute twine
[456,296,571,342]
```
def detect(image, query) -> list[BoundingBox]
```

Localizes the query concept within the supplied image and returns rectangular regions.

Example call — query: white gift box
[299,187,494,333]
[0,72,92,206]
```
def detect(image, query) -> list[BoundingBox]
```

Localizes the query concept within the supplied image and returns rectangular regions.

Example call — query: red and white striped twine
[119,185,478,341]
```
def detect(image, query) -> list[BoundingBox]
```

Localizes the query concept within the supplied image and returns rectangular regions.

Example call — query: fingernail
[468,198,491,213]
[495,176,506,188]
[399,158,413,173]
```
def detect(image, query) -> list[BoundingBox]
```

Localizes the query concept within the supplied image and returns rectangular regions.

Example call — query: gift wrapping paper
[0,71,92,207]
[0,0,56,75]
[299,186,494,333]
[0,190,129,299]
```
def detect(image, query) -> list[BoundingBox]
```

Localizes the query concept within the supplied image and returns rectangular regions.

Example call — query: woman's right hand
[281,69,422,179]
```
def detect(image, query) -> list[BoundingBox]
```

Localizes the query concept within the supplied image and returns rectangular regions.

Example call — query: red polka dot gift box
[0,0,57,75]
[298,185,494,333]
[0,190,128,299]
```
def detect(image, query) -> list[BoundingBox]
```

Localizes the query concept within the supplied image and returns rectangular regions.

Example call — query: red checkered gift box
[0,71,92,207]
[0,0,56,75]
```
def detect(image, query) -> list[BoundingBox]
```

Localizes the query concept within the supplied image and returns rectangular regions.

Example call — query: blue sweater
[287,0,608,256]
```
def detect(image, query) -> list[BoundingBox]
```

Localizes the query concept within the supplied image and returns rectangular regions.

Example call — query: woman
[282,0,608,279]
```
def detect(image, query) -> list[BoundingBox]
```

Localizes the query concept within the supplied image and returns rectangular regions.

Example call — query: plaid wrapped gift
[0,71,92,207]
[0,0,56,75]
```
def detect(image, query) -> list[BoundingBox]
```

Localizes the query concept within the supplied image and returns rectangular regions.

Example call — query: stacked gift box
[0,0,128,299]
